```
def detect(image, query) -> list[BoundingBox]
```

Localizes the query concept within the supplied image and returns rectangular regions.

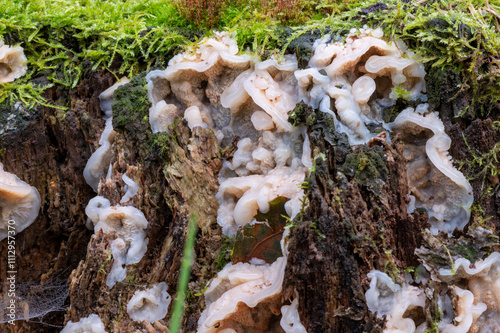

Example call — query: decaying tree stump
[0,58,499,333]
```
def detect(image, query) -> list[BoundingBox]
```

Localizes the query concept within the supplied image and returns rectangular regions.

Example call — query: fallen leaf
[231,196,289,264]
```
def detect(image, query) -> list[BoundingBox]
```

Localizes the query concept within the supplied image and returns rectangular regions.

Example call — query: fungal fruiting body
[366,250,500,333]
[85,196,149,288]
[366,271,427,333]
[217,166,306,237]
[222,55,299,133]
[146,31,254,139]
[61,314,107,333]
[83,78,129,192]
[198,257,287,332]
[0,41,27,83]
[127,282,171,323]
[389,107,473,234]
[144,28,473,332]
[296,27,426,145]
[120,173,139,204]
[438,252,500,332]
[146,32,309,332]
[0,162,41,240]
[145,32,310,236]
[280,297,307,333]
[83,80,149,291]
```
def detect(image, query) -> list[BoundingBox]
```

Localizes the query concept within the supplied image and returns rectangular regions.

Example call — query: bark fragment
[283,110,428,332]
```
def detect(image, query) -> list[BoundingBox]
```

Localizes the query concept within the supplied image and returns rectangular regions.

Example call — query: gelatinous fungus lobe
[391,108,473,234]
[0,163,41,240]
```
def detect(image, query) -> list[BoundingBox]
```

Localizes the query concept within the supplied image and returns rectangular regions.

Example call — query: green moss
[425,65,468,117]
[342,146,388,195]
[455,242,481,262]
[93,72,192,166]
[111,73,173,164]
[423,290,441,333]
[390,86,412,101]
[459,132,500,190]
[424,324,440,333]
[381,104,400,123]
[289,101,315,127]
[99,249,113,275]
[2,0,499,118]
[0,76,57,110]
[214,235,234,271]
[1,0,188,108]
[112,74,150,134]
[417,227,499,272]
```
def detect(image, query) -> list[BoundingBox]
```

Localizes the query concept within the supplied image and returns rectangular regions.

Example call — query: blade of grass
[168,212,198,333]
